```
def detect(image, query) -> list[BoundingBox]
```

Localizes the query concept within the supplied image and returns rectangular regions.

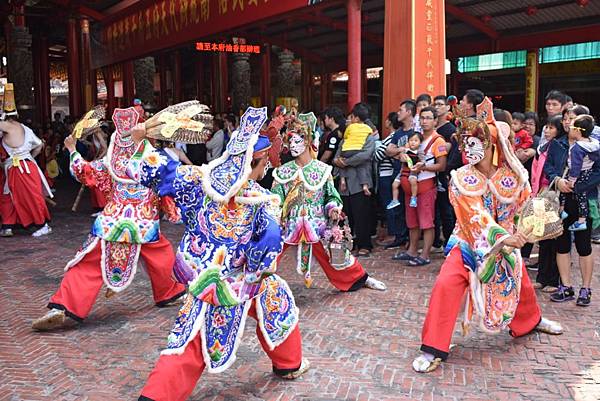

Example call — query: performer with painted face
[31,108,186,331]
[128,107,308,401]
[271,114,386,291]
[412,96,563,373]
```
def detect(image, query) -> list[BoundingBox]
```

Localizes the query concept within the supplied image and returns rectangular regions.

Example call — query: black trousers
[342,191,373,251]
[433,190,456,248]
[536,239,560,287]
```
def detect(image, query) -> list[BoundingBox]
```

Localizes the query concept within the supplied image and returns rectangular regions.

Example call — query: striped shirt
[374,134,395,177]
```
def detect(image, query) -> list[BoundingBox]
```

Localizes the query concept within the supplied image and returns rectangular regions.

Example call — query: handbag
[323,213,354,269]
[517,176,563,242]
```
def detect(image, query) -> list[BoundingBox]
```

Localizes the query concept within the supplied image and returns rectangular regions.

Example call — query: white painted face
[463,136,486,165]
[289,133,307,157]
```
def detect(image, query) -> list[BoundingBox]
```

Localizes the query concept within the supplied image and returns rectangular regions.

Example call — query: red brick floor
[1,183,599,401]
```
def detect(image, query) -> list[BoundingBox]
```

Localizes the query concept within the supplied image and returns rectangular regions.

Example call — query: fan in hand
[72,106,106,139]
[144,100,213,144]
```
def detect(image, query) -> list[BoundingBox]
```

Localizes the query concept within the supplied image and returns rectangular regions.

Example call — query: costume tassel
[492,143,499,167]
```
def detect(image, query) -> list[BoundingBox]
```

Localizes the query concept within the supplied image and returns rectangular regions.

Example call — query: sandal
[542,286,558,293]
[412,354,442,373]
[533,282,544,290]
[407,256,431,266]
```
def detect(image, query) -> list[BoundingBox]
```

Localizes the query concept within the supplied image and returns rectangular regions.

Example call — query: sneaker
[568,221,587,232]
[386,200,401,210]
[430,246,444,254]
[409,196,418,208]
[0,228,13,237]
[560,211,569,220]
[592,235,600,244]
[576,288,591,307]
[550,285,575,302]
[32,224,52,237]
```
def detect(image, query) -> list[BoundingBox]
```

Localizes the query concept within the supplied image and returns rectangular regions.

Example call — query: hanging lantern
[576,0,589,7]
[526,6,538,16]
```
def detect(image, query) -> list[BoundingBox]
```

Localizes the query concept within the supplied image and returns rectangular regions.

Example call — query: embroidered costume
[272,116,385,291]
[32,108,185,329]
[414,97,562,372]
[132,107,307,401]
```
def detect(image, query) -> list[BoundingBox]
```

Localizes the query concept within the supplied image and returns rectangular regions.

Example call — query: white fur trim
[160,301,209,356]
[199,131,259,203]
[201,301,252,373]
[64,237,100,271]
[256,276,300,351]
[495,121,529,185]
[105,133,137,185]
[99,239,141,293]
[234,193,281,205]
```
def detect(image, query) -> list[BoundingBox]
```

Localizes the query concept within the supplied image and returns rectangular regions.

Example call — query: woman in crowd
[544,109,600,306]
[530,115,565,292]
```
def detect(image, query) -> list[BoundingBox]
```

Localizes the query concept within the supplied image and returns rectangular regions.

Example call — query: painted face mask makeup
[463,136,485,165]
[289,133,306,157]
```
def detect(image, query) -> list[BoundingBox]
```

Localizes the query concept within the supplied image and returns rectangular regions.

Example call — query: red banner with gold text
[93,0,317,68]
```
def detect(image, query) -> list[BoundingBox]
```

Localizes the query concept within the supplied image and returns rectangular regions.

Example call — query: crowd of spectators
[315,89,599,307]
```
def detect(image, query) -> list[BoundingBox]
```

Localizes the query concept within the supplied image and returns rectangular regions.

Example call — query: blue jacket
[543,135,600,199]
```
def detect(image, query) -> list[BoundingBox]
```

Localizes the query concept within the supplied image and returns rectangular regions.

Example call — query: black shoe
[576,288,592,306]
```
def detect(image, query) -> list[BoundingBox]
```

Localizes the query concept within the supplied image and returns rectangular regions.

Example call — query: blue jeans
[378,175,408,242]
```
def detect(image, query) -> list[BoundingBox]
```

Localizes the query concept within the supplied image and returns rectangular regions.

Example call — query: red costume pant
[280,242,368,291]
[421,247,542,360]
[48,234,185,321]
[139,300,303,401]
[0,161,50,227]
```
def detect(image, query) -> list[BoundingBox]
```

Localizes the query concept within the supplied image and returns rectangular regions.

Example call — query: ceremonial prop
[72,106,106,139]
[145,101,213,144]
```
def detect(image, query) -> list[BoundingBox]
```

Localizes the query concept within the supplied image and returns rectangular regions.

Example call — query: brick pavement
[1,181,599,401]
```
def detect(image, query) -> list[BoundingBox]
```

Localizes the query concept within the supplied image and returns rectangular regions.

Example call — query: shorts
[405,186,437,229]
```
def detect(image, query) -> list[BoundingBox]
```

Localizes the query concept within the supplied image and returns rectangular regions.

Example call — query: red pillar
[103,66,116,116]
[347,0,362,111]
[14,3,25,27]
[122,61,135,106]
[173,51,182,103]
[260,44,271,108]
[159,55,168,108]
[33,35,50,124]
[80,18,94,110]
[67,18,82,118]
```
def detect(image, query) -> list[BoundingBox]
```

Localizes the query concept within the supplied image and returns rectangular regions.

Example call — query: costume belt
[2,153,53,198]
